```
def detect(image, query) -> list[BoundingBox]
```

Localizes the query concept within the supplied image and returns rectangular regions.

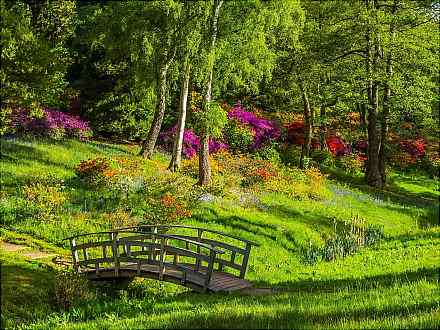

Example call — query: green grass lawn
[1,136,439,329]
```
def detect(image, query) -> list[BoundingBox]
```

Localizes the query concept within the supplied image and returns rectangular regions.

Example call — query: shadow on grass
[254,267,439,291]
[192,208,299,253]
[1,261,55,328]
[34,267,439,329]
[321,166,438,208]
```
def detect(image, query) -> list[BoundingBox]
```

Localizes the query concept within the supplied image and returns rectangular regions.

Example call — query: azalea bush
[159,125,228,159]
[9,106,92,139]
[143,193,192,224]
[227,102,281,150]
[75,157,143,195]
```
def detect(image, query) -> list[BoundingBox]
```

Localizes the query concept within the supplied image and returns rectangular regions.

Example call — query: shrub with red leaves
[399,138,426,159]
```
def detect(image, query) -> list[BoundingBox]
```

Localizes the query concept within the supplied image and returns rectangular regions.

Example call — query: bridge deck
[85,263,252,292]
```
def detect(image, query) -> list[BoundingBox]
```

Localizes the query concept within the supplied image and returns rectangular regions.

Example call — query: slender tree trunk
[139,56,169,159]
[198,0,223,185]
[168,60,191,171]
[319,104,328,151]
[378,0,397,185]
[365,15,383,188]
[299,81,312,169]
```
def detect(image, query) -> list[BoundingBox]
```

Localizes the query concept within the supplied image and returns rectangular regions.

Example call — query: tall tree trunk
[319,104,328,151]
[299,81,312,169]
[359,102,367,132]
[139,56,169,159]
[378,0,397,185]
[365,13,383,188]
[168,60,191,171]
[198,0,223,185]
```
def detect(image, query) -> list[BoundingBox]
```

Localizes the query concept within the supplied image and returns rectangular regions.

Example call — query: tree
[0,0,76,109]
[197,0,223,185]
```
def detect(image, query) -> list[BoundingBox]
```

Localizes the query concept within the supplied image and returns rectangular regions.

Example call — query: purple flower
[159,124,228,159]
[227,103,280,149]
[9,106,91,138]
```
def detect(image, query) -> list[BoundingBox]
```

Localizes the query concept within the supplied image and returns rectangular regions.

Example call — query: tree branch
[325,49,366,63]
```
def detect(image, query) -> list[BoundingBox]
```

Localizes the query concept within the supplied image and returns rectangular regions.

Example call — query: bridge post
[159,237,165,280]
[195,229,203,271]
[239,242,252,279]
[203,249,216,292]
[110,232,120,277]
[70,238,79,272]
[152,226,158,261]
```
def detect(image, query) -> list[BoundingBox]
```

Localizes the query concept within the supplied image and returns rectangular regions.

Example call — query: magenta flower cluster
[10,107,91,139]
[159,102,280,159]
[159,125,228,158]
[227,102,280,149]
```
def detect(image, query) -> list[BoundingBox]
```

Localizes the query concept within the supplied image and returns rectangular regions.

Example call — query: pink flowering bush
[9,107,92,139]
[159,125,228,159]
[227,102,281,149]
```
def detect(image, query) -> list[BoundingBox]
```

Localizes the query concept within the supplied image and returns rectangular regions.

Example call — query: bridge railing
[117,225,259,279]
[64,230,226,291]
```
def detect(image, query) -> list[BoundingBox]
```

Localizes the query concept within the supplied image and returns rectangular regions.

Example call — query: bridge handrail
[65,231,225,254]
[118,225,260,247]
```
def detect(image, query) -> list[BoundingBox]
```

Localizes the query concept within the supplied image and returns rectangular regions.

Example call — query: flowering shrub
[103,209,139,229]
[326,136,352,156]
[286,121,349,156]
[227,102,280,149]
[265,166,329,200]
[9,106,92,139]
[143,193,192,224]
[242,165,278,187]
[23,182,67,221]
[75,157,143,194]
[159,125,228,159]
[75,157,111,186]
[399,138,426,159]
[335,154,365,175]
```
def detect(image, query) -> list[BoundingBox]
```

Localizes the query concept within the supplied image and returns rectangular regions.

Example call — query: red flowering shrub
[399,138,426,159]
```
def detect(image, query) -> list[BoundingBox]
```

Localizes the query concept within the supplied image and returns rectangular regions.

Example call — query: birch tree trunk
[168,60,191,171]
[139,56,169,159]
[299,81,312,169]
[198,0,223,185]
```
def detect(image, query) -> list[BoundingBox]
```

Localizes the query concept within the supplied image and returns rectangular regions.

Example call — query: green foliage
[193,101,227,138]
[54,270,95,311]
[22,180,67,222]
[335,154,364,175]
[252,142,281,163]
[223,119,254,153]
[311,149,335,167]
[0,0,76,108]
[279,144,301,167]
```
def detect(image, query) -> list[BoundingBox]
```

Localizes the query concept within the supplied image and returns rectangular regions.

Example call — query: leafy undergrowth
[1,137,439,329]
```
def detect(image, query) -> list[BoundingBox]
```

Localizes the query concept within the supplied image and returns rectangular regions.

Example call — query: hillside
[1,137,439,329]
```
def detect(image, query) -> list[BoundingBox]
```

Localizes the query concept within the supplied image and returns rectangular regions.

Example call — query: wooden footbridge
[65,225,259,293]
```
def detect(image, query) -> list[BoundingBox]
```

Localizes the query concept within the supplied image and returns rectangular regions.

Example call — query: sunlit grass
[1,137,439,329]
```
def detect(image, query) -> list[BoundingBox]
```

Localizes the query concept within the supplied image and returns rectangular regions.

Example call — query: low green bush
[223,119,254,153]
[53,271,95,310]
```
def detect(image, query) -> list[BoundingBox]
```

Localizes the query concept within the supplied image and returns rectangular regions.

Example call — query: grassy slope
[1,137,439,329]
